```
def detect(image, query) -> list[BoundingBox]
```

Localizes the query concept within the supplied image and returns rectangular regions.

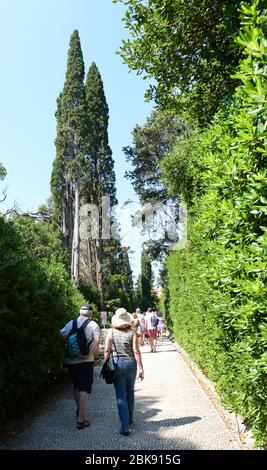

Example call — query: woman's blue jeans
[113,357,137,431]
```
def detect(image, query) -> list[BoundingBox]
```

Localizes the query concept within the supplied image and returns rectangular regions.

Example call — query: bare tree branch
[1,208,52,221]
[0,187,8,203]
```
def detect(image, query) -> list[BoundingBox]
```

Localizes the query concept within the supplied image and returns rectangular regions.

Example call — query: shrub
[164,1,267,447]
[0,217,85,420]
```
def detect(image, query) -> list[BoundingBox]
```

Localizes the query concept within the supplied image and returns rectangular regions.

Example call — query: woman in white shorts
[136,308,146,346]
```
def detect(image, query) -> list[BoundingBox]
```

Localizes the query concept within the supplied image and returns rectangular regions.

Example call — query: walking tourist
[60,305,100,429]
[104,308,144,436]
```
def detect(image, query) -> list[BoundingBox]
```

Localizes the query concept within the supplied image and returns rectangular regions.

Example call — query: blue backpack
[65,318,93,359]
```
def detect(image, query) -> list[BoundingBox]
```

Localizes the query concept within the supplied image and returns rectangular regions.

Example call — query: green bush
[0,217,85,420]
[163,1,267,447]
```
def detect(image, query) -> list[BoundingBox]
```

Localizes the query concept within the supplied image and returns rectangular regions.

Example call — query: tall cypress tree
[85,62,117,206]
[51,92,73,249]
[84,62,117,307]
[51,30,87,286]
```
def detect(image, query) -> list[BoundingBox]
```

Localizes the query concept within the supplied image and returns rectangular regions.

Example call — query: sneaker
[120,430,130,436]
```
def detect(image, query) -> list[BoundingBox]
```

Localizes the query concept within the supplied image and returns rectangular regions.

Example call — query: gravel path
[1,338,242,450]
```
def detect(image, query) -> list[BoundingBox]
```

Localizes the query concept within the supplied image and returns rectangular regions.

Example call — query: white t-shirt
[145,311,158,330]
[60,316,100,364]
[137,313,146,332]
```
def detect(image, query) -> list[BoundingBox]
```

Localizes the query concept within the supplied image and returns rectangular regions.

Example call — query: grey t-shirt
[109,328,135,360]
[60,316,100,364]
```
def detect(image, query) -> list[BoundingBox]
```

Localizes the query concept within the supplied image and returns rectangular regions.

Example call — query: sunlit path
[1,337,241,450]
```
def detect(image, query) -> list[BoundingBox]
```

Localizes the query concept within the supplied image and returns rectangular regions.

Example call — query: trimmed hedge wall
[0,218,85,420]
[165,2,267,447]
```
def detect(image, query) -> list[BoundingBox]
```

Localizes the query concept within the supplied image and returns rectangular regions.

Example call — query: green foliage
[104,244,134,313]
[158,285,172,332]
[79,281,100,308]
[136,248,155,311]
[163,1,267,447]
[51,31,88,244]
[124,109,185,261]
[0,162,6,180]
[160,125,204,205]
[124,109,185,203]
[167,233,226,376]
[85,62,117,206]
[56,30,88,176]
[0,217,85,421]
[13,216,69,267]
[114,0,244,123]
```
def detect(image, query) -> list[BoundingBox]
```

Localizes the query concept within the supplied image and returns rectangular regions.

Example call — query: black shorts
[67,362,94,393]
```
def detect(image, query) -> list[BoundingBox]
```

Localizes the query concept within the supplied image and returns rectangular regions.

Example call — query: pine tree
[51,30,87,286]
[84,62,117,307]
[51,92,73,249]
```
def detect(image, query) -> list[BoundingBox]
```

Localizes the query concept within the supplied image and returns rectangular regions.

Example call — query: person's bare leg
[78,391,89,423]
[149,336,153,351]
[153,336,157,351]
[73,387,80,412]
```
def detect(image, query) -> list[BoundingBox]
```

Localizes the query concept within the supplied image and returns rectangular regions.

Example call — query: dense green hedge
[0,217,85,420]
[164,2,267,447]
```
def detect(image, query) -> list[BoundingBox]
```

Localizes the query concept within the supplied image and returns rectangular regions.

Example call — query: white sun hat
[112,308,132,327]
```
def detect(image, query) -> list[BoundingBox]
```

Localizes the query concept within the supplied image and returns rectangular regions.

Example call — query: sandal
[76,420,90,430]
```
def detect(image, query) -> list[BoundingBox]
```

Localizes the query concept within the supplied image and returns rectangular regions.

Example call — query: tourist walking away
[136,307,146,346]
[157,313,164,342]
[104,308,144,436]
[145,308,159,352]
[131,311,139,333]
[60,304,100,429]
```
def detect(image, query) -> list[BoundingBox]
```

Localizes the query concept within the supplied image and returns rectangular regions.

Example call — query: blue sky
[0,0,154,279]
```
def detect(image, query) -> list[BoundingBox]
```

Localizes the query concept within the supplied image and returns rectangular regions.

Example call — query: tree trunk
[87,239,95,284]
[95,237,104,309]
[71,179,80,287]
[67,183,74,254]
[80,238,95,285]
[62,196,68,248]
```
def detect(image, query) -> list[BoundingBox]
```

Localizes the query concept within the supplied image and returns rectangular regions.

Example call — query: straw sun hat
[112,308,132,328]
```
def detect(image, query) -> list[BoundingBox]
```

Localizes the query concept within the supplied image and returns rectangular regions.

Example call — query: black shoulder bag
[100,330,117,384]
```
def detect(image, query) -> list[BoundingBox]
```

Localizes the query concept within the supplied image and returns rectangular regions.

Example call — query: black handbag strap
[110,328,119,357]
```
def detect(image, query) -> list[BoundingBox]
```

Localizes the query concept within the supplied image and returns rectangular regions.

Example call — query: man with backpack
[145,308,159,353]
[60,304,100,429]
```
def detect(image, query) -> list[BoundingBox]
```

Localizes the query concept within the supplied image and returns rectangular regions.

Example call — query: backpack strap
[81,319,94,350]
[72,318,78,332]
[71,318,91,333]
[110,328,120,357]
[79,318,91,330]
